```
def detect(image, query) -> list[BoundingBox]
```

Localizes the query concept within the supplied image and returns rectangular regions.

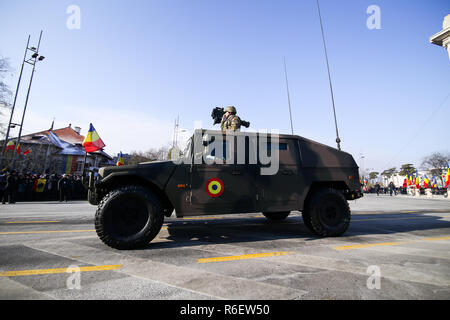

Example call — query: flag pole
[83,151,88,173]
[81,150,90,190]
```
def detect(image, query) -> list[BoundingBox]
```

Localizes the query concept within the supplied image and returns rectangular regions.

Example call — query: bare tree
[421,152,450,185]
[0,57,13,137]
[128,145,170,166]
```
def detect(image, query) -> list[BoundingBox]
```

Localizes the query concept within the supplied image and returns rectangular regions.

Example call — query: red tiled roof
[23,126,85,145]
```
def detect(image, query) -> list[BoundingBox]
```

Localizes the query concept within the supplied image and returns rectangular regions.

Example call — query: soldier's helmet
[224,106,237,114]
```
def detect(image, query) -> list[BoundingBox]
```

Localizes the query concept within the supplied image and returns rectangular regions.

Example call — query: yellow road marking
[198,251,291,263]
[353,211,384,215]
[424,236,450,241]
[335,242,411,251]
[0,265,122,277]
[352,216,433,222]
[4,221,60,224]
[182,217,224,220]
[0,229,95,235]
[335,236,450,251]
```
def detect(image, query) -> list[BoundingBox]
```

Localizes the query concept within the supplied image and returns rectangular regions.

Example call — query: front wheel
[95,185,164,249]
[302,188,350,237]
[262,211,290,221]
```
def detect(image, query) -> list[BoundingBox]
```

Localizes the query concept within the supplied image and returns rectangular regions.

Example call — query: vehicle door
[255,136,301,212]
[189,132,256,214]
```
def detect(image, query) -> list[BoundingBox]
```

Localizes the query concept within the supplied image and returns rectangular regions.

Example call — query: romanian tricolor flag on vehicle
[82,123,106,153]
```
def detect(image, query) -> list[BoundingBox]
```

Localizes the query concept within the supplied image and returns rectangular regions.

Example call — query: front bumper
[87,169,100,205]
[345,189,364,200]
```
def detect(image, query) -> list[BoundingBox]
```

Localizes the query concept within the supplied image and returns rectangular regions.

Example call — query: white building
[430,14,450,61]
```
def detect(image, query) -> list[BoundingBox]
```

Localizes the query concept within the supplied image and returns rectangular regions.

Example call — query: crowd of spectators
[363,183,448,196]
[0,169,87,204]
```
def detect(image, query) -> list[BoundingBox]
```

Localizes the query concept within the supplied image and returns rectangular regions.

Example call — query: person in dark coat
[57,174,70,202]
[389,181,397,196]
[0,170,6,201]
[375,183,381,196]
[2,170,18,204]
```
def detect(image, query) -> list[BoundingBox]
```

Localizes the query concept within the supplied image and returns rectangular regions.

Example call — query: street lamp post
[11,31,45,169]
[0,36,31,169]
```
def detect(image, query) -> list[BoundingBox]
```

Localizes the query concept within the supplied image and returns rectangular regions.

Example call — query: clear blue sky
[0,0,449,173]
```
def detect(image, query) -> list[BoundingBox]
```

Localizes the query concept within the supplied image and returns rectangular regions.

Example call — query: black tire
[262,211,290,221]
[95,185,164,250]
[302,188,350,237]
[301,209,314,232]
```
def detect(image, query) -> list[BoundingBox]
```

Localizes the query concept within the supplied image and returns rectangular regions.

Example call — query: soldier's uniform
[220,106,241,132]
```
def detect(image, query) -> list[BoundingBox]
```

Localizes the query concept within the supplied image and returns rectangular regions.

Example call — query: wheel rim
[107,194,150,238]
[318,198,345,228]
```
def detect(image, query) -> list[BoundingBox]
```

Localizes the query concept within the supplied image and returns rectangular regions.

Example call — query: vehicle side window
[278,141,299,165]
[204,139,235,164]
[260,140,298,166]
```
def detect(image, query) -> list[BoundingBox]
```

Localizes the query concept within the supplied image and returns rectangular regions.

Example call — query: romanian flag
[24,148,32,155]
[33,178,47,193]
[415,172,420,188]
[407,174,412,186]
[445,163,450,188]
[82,123,106,153]
[423,175,430,189]
[432,176,437,189]
[65,155,78,174]
[116,151,125,166]
[16,144,21,155]
[4,140,15,152]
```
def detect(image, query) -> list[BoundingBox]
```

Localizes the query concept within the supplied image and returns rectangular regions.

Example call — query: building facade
[1,124,113,175]
[430,14,450,60]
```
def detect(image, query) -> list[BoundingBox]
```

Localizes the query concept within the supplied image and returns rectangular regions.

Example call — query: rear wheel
[302,188,350,237]
[95,185,164,249]
[262,211,290,221]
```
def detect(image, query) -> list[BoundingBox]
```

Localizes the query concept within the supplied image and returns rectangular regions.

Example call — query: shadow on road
[139,211,450,250]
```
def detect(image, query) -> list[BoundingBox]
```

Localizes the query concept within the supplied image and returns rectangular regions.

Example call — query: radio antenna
[283,57,294,135]
[316,0,341,150]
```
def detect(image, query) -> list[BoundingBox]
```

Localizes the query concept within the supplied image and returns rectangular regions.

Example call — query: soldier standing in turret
[220,106,241,132]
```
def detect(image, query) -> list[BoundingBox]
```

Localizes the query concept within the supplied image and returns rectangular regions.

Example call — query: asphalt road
[0,194,449,300]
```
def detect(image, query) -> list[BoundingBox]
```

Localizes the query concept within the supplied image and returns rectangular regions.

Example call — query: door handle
[232,171,242,175]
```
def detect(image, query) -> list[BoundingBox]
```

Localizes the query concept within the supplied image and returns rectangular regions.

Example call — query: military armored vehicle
[88,129,362,249]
